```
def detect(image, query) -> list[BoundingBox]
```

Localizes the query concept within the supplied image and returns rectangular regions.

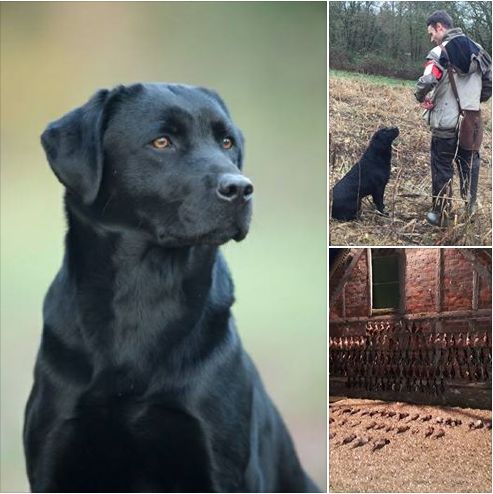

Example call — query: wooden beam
[399,250,406,315]
[472,270,479,311]
[330,308,492,324]
[342,283,346,318]
[459,249,492,284]
[367,248,372,317]
[435,249,442,313]
[329,249,365,305]
[435,249,442,332]
[329,248,351,278]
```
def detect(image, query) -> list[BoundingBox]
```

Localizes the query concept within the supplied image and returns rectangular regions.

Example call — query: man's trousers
[430,135,480,213]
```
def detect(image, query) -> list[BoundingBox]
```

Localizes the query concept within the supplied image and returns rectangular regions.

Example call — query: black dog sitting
[24,84,319,493]
[331,127,399,220]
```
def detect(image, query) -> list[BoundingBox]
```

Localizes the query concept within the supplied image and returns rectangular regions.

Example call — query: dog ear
[41,89,109,204]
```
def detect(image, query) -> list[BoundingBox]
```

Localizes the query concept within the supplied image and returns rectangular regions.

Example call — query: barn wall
[442,248,473,311]
[479,275,491,309]
[329,248,491,404]
[330,249,491,329]
[405,249,437,313]
[344,251,368,318]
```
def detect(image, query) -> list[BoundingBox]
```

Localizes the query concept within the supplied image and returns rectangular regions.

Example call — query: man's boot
[465,199,477,217]
[426,210,449,227]
[426,194,450,227]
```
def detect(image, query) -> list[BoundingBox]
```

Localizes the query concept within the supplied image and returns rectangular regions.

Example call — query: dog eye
[222,137,234,150]
[152,136,171,149]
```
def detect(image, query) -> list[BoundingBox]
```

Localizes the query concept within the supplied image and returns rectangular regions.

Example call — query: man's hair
[426,10,454,29]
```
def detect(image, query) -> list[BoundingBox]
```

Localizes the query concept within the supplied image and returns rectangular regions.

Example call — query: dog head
[371,126,400,150]
[41,83,253,247]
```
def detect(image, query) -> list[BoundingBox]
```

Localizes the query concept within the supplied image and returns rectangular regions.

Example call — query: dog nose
[216,174,254,203]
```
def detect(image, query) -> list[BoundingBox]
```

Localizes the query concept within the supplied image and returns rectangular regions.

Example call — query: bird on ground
[396,425,410,433]
[469,420,484,430]
[398,412,409,420]
[352,436,371,448]
[424,426,434,437]
[371,439,390,452]
[434,429,445,439]
[421,414,432,422]
[339,433,357,446]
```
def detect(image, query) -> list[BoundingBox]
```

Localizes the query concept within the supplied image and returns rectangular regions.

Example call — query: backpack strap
[440,43,463,115]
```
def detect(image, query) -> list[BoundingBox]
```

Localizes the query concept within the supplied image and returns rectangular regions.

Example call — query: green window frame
[370,248,401,312]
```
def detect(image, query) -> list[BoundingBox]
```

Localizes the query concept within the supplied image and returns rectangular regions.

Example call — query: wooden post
[459,249,491,283]
[399,249,406,315]
[472,270,479,312]
[367,248,372,317]
[342,283,346,318]
[329,249,364,306]
[435,248,442,332]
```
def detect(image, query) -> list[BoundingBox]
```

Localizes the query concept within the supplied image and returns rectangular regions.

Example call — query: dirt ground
[329,398,492,493]
[329,75,492,246]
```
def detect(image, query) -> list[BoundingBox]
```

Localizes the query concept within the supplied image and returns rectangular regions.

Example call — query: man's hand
[421,97,435,110]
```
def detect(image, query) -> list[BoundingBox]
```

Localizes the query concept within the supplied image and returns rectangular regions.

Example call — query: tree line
[329,1,492,80]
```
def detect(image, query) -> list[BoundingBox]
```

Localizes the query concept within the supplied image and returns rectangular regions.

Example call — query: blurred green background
[0,2,326,491]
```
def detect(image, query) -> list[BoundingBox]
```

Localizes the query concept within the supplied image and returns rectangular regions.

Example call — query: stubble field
[329,71,492,246]
[329,397,492,492]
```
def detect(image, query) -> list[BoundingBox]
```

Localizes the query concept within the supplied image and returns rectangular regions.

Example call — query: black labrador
[24,84,320,493]
[331,127,399,220]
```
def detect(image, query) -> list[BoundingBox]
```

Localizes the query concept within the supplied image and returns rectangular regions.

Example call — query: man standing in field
[415,10,491,227]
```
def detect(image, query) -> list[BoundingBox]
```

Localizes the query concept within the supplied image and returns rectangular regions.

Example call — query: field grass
[329,72,492,246]
[329,69,415,88]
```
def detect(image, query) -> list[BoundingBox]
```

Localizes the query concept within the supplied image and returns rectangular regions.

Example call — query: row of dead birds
[342,366,489,387]
[330,407,492,430]
[329,425,446,452]
[344,376,449,394]
[331,434,391,452]
[330,351,490,372]
[329,332,491,350]
[330,413,491,452]
[330,348,490,394]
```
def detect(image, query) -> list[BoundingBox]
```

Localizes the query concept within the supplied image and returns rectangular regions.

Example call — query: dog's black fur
[331,127,399,221]
[24,84,319,493]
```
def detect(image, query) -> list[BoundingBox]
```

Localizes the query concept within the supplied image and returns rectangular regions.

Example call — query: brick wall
[442,248,474,311]
[405,249,437,313]
[344,251,368,318]
[330,249,491,323]
[480,274,492,309]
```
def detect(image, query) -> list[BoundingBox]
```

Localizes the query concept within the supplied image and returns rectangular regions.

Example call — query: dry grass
[329,75,492,246]
[329,398,492,493]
